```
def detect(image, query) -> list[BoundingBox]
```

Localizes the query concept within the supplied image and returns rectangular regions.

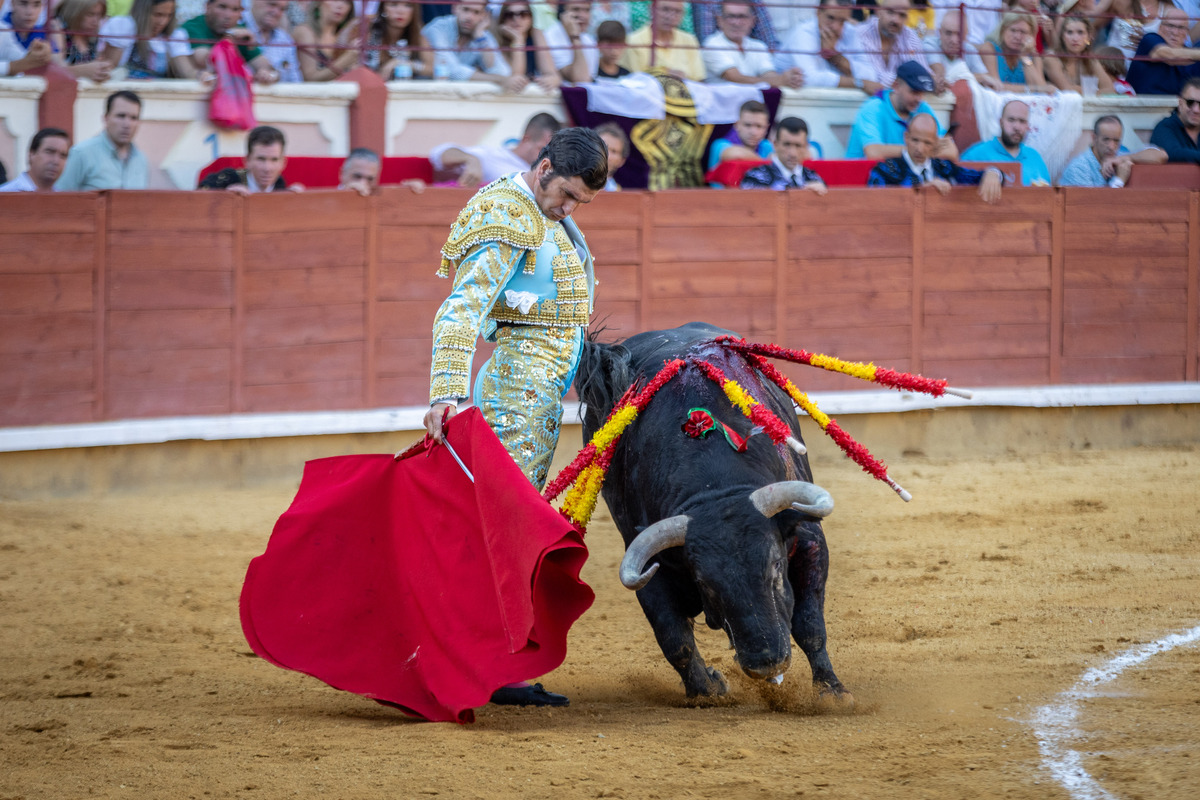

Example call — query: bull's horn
[749,482,834,519]
[619,515,689,590]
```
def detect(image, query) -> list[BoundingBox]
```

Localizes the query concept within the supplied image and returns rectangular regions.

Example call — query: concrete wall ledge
[4,382,1198,454]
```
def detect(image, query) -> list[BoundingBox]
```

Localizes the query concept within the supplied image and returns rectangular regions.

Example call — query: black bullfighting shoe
[489,683,570,707]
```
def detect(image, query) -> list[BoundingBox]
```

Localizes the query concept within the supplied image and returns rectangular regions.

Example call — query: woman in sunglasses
[492,0,561,91]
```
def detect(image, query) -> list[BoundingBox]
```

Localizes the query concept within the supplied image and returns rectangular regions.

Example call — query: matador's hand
[424,403,458,444]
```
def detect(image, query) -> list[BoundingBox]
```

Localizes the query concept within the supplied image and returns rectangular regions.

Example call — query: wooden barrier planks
[0,194,99,425]
[1,187,1197,427]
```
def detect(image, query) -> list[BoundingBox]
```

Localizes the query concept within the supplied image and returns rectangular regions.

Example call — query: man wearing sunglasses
[1126,7,1200,96]
[1150,77,1200,164]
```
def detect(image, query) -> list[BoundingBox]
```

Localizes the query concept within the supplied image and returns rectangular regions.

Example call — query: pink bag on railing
[209,39,256,131]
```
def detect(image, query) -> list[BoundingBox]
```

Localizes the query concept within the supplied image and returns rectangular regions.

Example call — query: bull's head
[619,481,833,681]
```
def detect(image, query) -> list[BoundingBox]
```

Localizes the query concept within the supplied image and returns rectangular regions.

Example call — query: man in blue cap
[846,60,958,161]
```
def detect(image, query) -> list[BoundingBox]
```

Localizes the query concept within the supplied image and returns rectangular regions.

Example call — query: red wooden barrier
[1,187,1196,427]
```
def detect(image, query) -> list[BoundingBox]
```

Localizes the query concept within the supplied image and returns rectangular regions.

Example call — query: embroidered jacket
[740,161,825,190]
[867,157,996,187]
[430,174,595,404]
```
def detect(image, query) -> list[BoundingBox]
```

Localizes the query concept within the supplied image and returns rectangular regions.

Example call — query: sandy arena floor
[2,443,1198,799]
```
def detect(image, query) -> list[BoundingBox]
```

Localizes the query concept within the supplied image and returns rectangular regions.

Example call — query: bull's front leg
[788,526,851,703]
[635,577,728,698]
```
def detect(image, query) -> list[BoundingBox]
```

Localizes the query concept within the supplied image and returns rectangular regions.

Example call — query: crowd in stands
[3,2,1200,192]
[3,0,1199,90]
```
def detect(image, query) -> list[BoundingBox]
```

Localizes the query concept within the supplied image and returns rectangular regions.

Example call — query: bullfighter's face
[532,158,599,222]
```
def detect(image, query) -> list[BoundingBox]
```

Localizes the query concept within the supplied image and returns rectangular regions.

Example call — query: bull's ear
[575,341,633,417]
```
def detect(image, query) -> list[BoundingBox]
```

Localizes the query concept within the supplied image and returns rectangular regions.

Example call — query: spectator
[1150,77,1200,163]
[365,0,434,80]
[589,0,631,40]
[849,0,930,93]
[775,0,858,92]
[846,61,955,159]
[923,8,998,92]
[183,0,279,83]
[494,0,559,89]
[740,116,828,193]
[1126,7,1200,95]
[544,1,598,83]
[1008,0,1056,54]
[292,0,358,81]
[1044,15,1114,94]
[595,121,628,190]
[703,0,799,87]
[242,0,301,82]
[53,0,113,81]
[1105,0,1147,67]
[1096,45,1136,94]
[907,0,935,38]
[57,90,148,190]
[594,19,629,80]
[424,1,518,88]
[868,112,1004,202]
[1059,115,1167,186]
[931,0,1003,51]
[979,12,1052,93]
[430,111,561,186]
[707,99,773,175]
[961,99,1052,185]
[338,147,381,195]
[198,124,304,193]
[0,126,69,191]
[621,0,705,81]
[99,0,196,78]
[1,0,55,76]
[694,0,778,52]
[628,0,695,37]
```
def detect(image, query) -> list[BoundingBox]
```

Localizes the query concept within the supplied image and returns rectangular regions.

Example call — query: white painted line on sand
[1029,624,1200,800]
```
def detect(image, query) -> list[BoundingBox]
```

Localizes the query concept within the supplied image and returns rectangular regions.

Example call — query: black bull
[575,322,850,700]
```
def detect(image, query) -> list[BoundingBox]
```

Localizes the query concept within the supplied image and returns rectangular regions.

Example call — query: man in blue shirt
[56,91,150,191]
[423,1,515,88]
[707,100,774,175]
[1126,8,1200,96]
[961,100,1051,186]
[1060,115,1167,187]
[845,60,958,160]
[1150,78,1200,165]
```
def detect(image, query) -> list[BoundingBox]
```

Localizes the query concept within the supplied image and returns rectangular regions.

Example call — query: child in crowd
[1095,44,1136,95]
[595,19,629,80]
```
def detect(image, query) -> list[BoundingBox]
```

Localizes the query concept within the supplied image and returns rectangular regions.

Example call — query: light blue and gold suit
[430,173,595,490]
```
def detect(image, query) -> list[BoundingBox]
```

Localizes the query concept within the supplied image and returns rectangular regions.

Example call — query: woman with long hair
[492,0,559,90]
[980,12,1052,92]
[98,0,195,78]
[1045,15,1115,93]
[292,0,359,81]
[365,0,434,80]
[53,0,112,80]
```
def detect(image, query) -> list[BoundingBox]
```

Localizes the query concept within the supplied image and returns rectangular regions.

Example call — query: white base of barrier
[3,383,1198,453]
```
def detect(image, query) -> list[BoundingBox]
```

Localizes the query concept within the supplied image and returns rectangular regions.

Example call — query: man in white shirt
[931,0,1003,51]
[922,8,995,93]
[543,1,599,83]
[430,112,562,187]
[703,0,802,87]
[849,0,930,93]
[0,127,69,192]
[775,0,858,91]
[243,0,302,83]
[423,1,514,87]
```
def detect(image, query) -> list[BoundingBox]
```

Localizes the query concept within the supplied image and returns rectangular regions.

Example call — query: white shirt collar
[903,149,931,179]
[770,154,804,184]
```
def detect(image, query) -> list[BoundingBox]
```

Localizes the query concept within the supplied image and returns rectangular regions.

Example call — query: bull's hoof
[684,666,728,698]
[814,682,855,710]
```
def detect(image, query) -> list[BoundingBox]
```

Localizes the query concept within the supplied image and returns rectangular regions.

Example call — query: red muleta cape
[239,408,595,723]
